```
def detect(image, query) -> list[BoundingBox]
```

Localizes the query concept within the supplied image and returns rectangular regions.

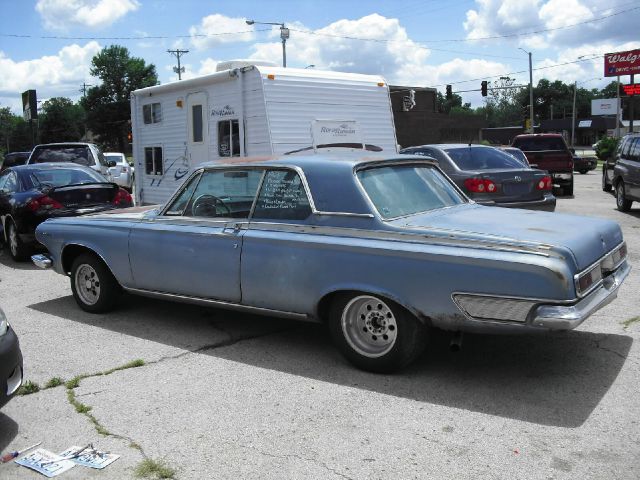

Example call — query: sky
[1,0,639,115]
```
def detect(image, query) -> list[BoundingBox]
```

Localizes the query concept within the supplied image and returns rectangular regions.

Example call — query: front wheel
[579,169,588,174]
[328,293,426,373]
[616,182,633,212]
[70,253,120,313]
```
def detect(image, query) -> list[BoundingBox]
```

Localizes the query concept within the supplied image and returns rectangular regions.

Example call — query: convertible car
[32,155,630,372]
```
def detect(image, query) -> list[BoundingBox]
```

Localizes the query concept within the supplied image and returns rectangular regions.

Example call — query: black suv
[603,133,640,212]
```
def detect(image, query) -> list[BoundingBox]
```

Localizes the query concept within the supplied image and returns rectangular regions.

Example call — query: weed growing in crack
[134,458,176,479]
[17,380,40,395]
[622,316,640,329]
[102,359,145,375]
[45,377,65,388]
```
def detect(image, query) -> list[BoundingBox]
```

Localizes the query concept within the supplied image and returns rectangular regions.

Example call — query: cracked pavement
[1,172,639,479]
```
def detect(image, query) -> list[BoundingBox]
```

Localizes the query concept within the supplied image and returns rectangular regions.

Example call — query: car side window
[1,172,18,193]
[0,172,8,192]
[184,169,263,219]
[164,172,202,216]
[622,138,633,157]
[252,169,312,221]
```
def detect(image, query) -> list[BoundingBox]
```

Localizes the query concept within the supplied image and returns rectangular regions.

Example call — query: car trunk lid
[387,204,623,271]
[46,183,119,209]
[457,168,546,203]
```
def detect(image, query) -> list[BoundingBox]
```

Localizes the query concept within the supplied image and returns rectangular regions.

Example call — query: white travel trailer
[130,62,398,205]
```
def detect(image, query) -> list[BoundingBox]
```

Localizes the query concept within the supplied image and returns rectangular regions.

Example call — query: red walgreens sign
[605,49,640,77]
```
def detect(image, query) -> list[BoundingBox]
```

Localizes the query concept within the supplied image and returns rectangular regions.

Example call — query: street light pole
[571,81,577,147]
[246,19,288,68]
[519,48,535,133]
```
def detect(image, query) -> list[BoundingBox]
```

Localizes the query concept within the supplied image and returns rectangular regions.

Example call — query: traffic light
[481,80,488,97]
[446,84,452,99]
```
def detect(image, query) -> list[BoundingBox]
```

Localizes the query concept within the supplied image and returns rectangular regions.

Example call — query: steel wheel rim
[617,184,624,207]
[75,264,101,305]
[341,295,398,358]
[9,225,18,256]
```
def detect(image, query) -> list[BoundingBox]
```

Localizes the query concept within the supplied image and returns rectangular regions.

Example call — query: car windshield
[357,164,465,219]
[27,168,106,188]
[444,147,525,170]
[512,137,567,151]
[105,154,127,165]
[32,147,92,166]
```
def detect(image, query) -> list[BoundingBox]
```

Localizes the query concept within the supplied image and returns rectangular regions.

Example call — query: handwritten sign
[258,171,306,211]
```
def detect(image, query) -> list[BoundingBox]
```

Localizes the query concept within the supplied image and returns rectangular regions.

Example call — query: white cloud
[36,0,140,30]
[0,42,101,113]
[165,58,220,82]
[464,0,639,47]
[189,14,255,50]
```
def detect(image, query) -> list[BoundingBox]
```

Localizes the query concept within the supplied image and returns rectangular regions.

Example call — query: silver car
[105,152,134,191]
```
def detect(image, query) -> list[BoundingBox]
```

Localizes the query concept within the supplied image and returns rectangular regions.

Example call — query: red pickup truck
[511,134,574,196]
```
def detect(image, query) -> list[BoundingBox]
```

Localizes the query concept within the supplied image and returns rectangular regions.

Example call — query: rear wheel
[602,169,612,192]
[616,181,633,212]
[7,222,29,261]
[564,181,574,197]
[328,293,426,373]
[579,169,588,174]
[70,253,120,313]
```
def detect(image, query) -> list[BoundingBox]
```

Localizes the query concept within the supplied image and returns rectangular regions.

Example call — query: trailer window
[218,120,240,157]
[192,105,204,143]
[144,147,163,175]
[143,103,162,124]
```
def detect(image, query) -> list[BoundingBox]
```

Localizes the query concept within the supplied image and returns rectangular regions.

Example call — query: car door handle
[222,223,242,234]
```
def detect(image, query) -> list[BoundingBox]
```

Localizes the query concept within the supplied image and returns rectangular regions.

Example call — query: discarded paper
[15,449,75,477]
[58,445,120,469]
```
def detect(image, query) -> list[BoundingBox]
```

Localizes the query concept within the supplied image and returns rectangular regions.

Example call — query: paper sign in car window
[15,449,76,477]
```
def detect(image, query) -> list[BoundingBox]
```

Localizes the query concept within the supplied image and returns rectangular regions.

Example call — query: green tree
[437,91,464,114]
[38,97,85,144]
[483,76,525,127]
[81,45,157,151]
[0,106,33,154]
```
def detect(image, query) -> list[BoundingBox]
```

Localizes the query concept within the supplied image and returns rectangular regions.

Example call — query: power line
[0,28,270,40]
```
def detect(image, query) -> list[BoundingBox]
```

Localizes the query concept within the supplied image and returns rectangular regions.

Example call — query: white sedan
[105,152,134,191]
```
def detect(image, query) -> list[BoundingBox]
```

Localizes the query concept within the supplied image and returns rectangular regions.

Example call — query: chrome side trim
[313,211,375,218]
[123,287,312,322]
[452,294,536,323]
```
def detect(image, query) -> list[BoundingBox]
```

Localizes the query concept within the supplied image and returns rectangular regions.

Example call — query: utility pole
[630,74,635,134]
[246,20,289,67]
[519,48,535,133]
[167,49,189,80]
[79,82,93,97]
[571,81,577,147]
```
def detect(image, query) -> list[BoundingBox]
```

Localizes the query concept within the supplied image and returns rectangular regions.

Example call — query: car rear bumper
[0,326,23,409]
[477,194,556,212]
[532,261,630,330]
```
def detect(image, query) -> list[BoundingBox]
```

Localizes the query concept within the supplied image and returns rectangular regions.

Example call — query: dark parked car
[0,163,133,260]
[605,133,640,212]
[400,144,556,211]
[0,306,23,409]
[1,151,30,173]
[512,134,574,196]
[573,155,597,174]
[26,142,115,180]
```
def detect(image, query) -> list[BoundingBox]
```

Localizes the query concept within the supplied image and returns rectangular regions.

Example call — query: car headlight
[0,308,7,337]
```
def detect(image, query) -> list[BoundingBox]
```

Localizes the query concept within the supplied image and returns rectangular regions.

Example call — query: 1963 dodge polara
[32,155,630,372]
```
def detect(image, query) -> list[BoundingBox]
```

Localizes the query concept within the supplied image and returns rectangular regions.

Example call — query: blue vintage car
[32,155,630,372]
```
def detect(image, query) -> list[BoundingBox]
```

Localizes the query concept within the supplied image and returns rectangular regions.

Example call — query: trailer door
[186,91,209,169]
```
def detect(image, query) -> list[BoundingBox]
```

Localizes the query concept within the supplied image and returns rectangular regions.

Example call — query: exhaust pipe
[449,331,463,352]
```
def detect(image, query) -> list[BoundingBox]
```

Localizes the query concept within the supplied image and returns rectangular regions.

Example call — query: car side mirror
[107,160,117,167]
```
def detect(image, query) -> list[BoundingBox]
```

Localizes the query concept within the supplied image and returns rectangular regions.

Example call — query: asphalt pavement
[0,171,639,479]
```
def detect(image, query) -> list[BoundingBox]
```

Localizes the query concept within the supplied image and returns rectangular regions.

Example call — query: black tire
[579,169,588,175]
[70,253,120,313]
[616,181,633,212]
[564,182,574,197]
[6,221,30,261]
[602,169,612,192]
[328,293,426,373]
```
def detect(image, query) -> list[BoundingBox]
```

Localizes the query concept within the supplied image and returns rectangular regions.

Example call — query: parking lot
[1,171,639,479]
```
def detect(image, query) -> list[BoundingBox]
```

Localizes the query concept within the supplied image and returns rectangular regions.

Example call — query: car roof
[513,133,563,138]
[33,143,95,148]
[405,144,493,150]
[11,162,96,171]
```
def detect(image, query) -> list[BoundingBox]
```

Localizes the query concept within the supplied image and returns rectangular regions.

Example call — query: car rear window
[512,137,567,151]
[105,154,127,165]
[26,168,106,188]
[31,147,92,166]
[444,147,525,170]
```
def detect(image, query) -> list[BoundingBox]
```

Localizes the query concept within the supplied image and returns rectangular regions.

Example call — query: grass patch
[17,380,40,395]
[102,359,145,376]
[134,459,176,479]
[44,377,65,389]
[622,316,640,329]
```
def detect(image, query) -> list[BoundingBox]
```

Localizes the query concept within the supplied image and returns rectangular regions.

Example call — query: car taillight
[464,178,497,193]
[112,188,132,206]
[536,176,553,191]
[27,195,63,212]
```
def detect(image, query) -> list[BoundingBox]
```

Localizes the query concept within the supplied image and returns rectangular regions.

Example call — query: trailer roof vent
[216,59,278,72]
